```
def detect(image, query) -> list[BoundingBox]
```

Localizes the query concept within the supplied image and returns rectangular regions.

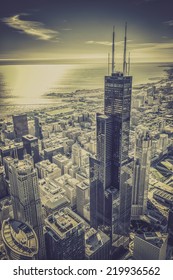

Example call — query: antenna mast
[112,26,115,74]
[128,52,130,75]
[108,53,110,75]
[123,22,127,75]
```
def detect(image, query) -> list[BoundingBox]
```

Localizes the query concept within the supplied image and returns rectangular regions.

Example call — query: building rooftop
[0,142,23,152]
[85,228,110,257]
[45,208,83,239]
[10,158,34,176]
[2,219,38,258]
[44,145,63,153]
[52,153,69,162]
[136,232,168,249]
[36,160,59,172]
[45,195,70,211]
[22,134,38,141]
[77,180,89,190]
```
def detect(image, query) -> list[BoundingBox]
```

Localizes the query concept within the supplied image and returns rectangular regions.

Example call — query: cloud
[1,14,60,41]
[61,28,72,31]
[85,40,132,46]
[133,42,173,50]
[85,40,112,46]
[164,20,173,26]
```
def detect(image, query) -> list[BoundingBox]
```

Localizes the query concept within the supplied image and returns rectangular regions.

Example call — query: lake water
[0,62,169,106]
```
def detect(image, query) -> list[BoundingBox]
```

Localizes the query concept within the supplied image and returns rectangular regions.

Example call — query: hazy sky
[1,0,173,62]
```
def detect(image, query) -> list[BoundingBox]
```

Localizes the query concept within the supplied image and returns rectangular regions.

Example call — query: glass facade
[12,114,29,140]
[90,71,133,241]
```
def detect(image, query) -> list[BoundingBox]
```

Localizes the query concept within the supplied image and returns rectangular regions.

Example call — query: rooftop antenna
[123,22,127,75]
[108,53,110,75]
[112,26,115,74]
[128,52,130,75]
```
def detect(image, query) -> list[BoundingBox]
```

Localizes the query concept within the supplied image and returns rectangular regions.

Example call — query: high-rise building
[90,24,133,242]
[0,166,8,199]
[167,208,173,259]
[8,156,45,259]
[131,126,152,219]
[72,142,81,167]
[0,142,24,163]
[167,208,173,237]
[133,232,168,260]
[85,228,111,260]
[45,208,85,260]
[2,219,38,260]
[76,180,89,218]
[12,114,29,140]
[22,134,40,163]
[34,115,43,140]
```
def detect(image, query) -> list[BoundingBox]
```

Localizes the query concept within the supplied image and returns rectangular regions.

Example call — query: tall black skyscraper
[90,24,133,244]
[12,114,29,140]
[22,134,40,163]
[34,116,43,140]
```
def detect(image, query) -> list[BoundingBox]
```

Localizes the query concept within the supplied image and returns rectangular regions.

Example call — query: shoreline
[0,64,173,118]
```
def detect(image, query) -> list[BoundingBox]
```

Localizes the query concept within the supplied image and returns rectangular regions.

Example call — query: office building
[90,24,133,242]
[52,154,69,175]
[76,180,89,218]
[85,228,111,260]
[45,208,85,260]
[12,114,29,140]
[133,232,168,260]
[35,159,61,179]
[2,219,38,260]
[167,208,173,259]
[159,134,169,154]
[167,208,173,237]
[0,166,8,199]
[34,115,43,140]
[131,126,151,219]
[22,134,40,163]
[0,142,24,163]
[44,145,64,162]
[72,142,81,167]
[8,156,45,259]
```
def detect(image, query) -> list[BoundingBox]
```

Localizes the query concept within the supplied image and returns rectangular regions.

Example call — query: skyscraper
[12,114,29,140]
[0,166,8,199]
[8,155,45,259]
[34,115,43,140]
[131,125,152,219]
[133,232,168,260]
[90,24,133,243]
[22,134,40,163]
[45,208,85,260]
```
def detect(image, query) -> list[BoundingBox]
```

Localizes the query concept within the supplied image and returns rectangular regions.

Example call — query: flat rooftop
[136,232,168,248]
[11,159,34,176]
[22,134,38,141]
[46,208,83,239]
[85,228,110,257]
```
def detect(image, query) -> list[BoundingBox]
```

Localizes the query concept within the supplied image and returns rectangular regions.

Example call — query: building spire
[128,52,130,75]
[108,53,110,75]
[112,26,115,74]
[123,22,127,75]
